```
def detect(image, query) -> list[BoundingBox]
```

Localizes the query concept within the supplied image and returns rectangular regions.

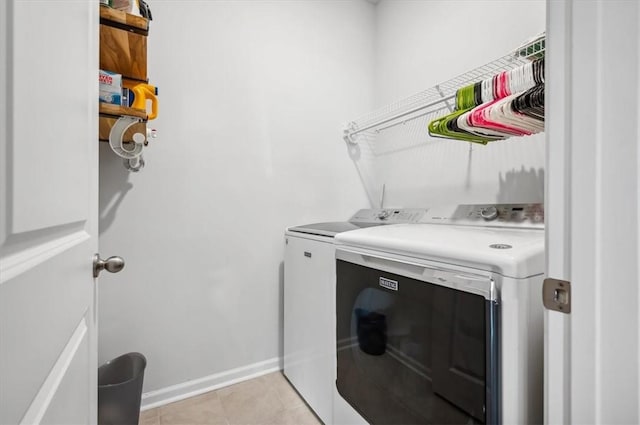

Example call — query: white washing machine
[284,209,426,424]
[333,204,545,425]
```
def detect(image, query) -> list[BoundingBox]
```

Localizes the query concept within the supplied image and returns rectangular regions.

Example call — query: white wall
[362,0,546,207]
[98,0,547,403]
[98,0,374,399]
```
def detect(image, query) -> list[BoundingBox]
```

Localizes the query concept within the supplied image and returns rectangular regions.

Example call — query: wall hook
[124,155,145,172]
[109,115,145,158]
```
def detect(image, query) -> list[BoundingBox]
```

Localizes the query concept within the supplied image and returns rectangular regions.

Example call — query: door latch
[543,278,571,314]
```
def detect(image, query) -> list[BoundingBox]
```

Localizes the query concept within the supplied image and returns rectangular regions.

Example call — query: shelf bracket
[435,85,454,113]
[343,122,359,144]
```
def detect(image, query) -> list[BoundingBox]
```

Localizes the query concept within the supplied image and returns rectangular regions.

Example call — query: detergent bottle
[123,81,158,120]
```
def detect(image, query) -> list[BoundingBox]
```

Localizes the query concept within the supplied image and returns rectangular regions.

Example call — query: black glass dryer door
[431,283,488,422]
[336,259,490,425]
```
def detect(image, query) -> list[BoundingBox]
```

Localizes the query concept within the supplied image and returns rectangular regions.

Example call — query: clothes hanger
[428,58,546,143]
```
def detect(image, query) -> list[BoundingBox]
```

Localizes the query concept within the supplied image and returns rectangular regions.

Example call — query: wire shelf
[343,33,545,149]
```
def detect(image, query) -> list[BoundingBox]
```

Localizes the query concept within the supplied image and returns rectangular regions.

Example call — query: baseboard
[140,356,282,411]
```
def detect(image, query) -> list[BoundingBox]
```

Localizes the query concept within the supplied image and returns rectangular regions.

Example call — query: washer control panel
[349,208,427,224]
[420,204,544,228]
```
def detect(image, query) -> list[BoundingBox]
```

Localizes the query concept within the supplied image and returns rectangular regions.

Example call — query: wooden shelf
[99,103,147,120]
[100,7,148,33]
[98,7,151,145]
[100,21,147,81]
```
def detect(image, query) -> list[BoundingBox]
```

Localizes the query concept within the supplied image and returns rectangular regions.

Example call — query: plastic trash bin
[98,352,147,425]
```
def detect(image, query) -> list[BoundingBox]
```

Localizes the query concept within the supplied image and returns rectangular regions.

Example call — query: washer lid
[335,223,544,278]
[287,222,382,238]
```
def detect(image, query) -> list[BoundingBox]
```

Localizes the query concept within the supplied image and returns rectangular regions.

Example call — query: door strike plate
[543,278,571,314]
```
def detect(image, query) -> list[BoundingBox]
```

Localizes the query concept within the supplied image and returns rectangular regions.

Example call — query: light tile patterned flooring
[139,372,322,425]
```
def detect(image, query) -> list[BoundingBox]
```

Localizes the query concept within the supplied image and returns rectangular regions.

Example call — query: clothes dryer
[333,204,545,425]
[284,209,426,424]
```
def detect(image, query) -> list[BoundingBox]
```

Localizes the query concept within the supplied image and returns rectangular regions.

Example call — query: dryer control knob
[480,206,499,220]
[377,210,390,220]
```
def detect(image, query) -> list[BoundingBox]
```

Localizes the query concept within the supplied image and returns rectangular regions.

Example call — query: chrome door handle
[93,254,125,278]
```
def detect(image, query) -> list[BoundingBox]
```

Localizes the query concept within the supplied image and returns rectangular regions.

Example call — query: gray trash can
[98,352,147,425]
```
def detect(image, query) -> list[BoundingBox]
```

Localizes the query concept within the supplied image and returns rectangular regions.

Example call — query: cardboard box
[99,70,122,105]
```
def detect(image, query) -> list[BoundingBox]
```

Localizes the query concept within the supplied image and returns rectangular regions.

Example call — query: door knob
[93,254,125,278]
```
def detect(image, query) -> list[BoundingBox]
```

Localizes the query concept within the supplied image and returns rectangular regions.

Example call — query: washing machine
[333,204,545,425]
[283,209,426,424]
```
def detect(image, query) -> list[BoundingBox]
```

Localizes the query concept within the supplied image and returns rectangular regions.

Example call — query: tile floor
[139,372,322,425]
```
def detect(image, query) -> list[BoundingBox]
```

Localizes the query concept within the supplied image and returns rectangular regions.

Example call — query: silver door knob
[93,254,125,278]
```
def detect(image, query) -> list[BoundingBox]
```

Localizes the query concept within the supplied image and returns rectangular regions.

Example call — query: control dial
[377,210,391,220]
[480,206,499,221]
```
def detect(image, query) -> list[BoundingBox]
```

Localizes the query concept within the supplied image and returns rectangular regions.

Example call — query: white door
[0,1,100,424]
[546,0,640,423]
